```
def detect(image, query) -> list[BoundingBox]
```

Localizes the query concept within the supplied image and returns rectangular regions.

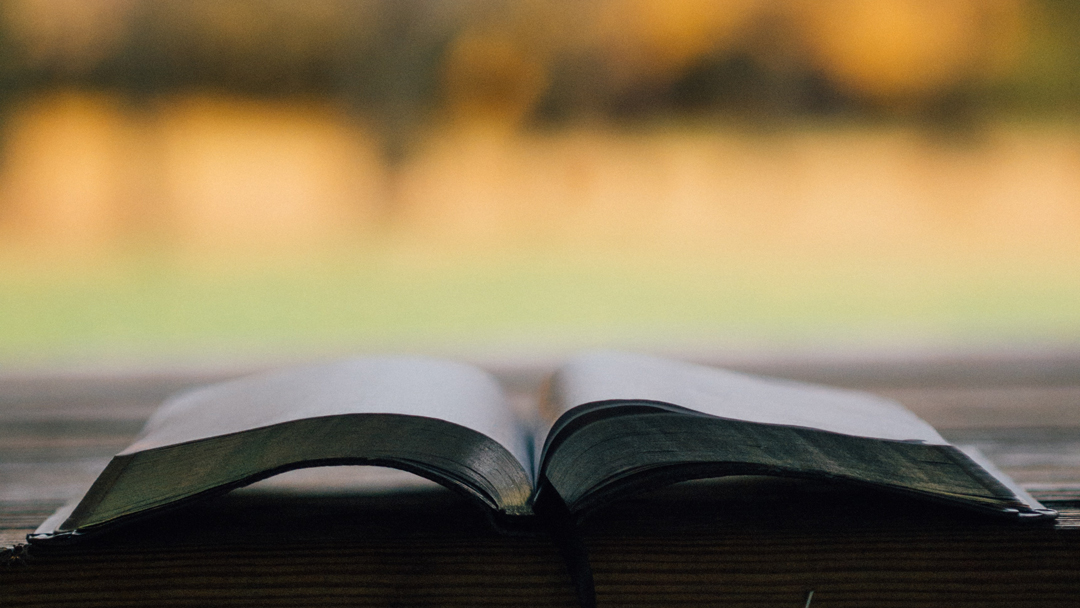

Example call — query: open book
[29,351,1055,545]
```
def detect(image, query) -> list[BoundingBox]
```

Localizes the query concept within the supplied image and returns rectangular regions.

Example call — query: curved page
[33,357,533,543]
[544,413,1031,516]
[544,351,946,446]
[539,352,1053,520]
[129,357,530,461]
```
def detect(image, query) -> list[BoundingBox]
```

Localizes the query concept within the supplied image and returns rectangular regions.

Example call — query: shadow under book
[10,351,1078,607]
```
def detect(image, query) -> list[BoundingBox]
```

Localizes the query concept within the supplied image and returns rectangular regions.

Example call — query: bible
[28,350,1055,545]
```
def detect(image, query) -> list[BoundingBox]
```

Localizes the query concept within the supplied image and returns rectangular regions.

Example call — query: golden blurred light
[0,0,1077,357]
[0,3,1069,259]
[0,0,130,74]
[441,30,548,129]
[0,92,385,258]
[799,0,1028,105]
[0,92,130,252]
[590,0,760,84]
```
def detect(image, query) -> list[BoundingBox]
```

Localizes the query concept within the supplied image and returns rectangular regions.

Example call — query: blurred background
[0,0,1078,365]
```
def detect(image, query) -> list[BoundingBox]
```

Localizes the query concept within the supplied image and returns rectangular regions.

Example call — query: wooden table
[3,351,1079,606]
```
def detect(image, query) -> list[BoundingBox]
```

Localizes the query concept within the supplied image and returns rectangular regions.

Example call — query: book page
[547,351,947,445]
[123,356,531,471]
[537,352,1056,520]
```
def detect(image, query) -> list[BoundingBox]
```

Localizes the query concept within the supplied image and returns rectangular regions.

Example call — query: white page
[549,351,947,444]
[121,357,531,469]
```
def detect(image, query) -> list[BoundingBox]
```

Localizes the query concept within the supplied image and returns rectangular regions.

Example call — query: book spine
[534,482,596,608]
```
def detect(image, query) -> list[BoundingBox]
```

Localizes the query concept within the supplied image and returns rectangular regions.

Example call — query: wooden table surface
[3,350,1079,606]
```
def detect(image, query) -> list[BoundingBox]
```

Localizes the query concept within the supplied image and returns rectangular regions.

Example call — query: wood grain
[3,352,1080,607]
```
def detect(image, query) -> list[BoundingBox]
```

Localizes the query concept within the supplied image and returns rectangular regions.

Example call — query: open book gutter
[22,351,1057,607]
[29,350,1056,545]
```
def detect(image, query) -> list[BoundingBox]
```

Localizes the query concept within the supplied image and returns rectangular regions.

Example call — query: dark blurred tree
[0,0,1079,147]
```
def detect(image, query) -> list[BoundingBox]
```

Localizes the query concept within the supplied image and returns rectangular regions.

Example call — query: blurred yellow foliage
[0,93,385,257]
[590,0,759,83]
[0,0,1038,113]
[3,89,1078,264]
[0,92,130,251]
[799,0,1027,103]
[442,30,548,128]
[0,0,1073,265]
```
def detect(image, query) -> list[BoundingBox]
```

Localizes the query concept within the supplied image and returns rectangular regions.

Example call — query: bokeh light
[0,0,1078,364]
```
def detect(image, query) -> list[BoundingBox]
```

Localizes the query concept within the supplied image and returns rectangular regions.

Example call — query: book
[28,350,1054,547]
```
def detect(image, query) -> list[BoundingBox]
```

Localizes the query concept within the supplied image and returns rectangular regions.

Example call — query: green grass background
[2,247,1077,365]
